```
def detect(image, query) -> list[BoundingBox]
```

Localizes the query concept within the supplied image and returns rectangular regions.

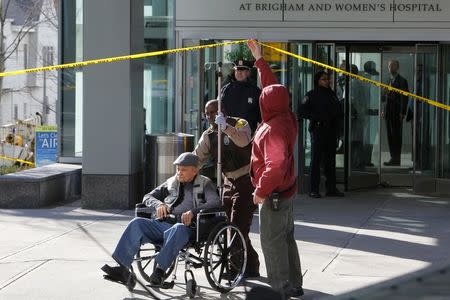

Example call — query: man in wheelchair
[101,152,221,289]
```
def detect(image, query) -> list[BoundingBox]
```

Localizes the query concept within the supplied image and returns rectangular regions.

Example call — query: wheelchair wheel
[203,222,247,293]
[186,279,197,298]
[135,244,175,283]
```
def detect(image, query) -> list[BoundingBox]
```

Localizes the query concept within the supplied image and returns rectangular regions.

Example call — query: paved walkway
[1,187,449,299]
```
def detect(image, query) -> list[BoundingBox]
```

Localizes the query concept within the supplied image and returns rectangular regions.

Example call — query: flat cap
[173,152,199,167]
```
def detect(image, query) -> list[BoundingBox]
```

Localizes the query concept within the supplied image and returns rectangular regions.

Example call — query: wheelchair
[134,204,248,298]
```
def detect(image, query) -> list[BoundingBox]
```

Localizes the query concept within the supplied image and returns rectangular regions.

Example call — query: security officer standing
[194,99,260,278]
[298,70,344,198]
[221,59,261,134]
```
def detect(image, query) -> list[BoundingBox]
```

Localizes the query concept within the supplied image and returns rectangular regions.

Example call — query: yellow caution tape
[0,155,34,166]
[0,39,448,112]
[0,40,249,78]
[258,41,450,112]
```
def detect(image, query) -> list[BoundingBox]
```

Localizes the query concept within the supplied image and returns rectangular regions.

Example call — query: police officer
[194,99,260,278]
[298,70,344,198]
[221,59,261,134]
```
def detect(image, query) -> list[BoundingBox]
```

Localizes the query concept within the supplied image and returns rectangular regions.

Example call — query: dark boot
[149,267,165,286]
[101,264,136,291]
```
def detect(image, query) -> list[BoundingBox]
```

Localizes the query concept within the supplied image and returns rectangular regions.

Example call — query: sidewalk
[1,187,449,299]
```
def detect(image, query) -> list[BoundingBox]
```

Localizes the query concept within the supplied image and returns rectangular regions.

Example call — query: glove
[215,113,227,131]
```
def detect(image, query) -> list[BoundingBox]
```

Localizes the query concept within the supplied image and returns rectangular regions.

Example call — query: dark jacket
[143,175,220,216]
[221,80,262,134]
[382,74,409,119]
[297,87,342,132]
[250,58,297,199]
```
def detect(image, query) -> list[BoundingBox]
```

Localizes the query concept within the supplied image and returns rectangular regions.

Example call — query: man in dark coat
[381,60,409,166]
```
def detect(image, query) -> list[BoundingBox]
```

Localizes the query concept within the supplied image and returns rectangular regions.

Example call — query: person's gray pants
[259,195,303,295]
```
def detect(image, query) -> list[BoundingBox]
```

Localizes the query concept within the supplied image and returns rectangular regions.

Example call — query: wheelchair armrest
[195,207,227,243]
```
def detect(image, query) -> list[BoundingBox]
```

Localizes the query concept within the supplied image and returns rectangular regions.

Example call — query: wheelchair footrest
[147,280,175,290]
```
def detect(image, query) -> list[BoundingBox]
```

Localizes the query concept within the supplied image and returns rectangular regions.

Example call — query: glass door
[183,39,202,139]
[413,44,439,192]
[290,43,314,193]
[335,46,347,186]
[346,46,382,189]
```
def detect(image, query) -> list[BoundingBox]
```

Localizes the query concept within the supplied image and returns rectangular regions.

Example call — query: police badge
[223,135,230,145]
[248,97,253,104]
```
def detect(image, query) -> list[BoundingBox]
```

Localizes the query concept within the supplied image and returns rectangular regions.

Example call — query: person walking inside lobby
[247,40,304,298]
[298,70,344,198]
[193,99,260,278]
[101,152,220,289]
[382,59,409,166]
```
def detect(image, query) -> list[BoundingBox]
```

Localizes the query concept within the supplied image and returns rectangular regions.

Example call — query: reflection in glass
[144,0,175,134]
[442,46,450,178]
[415,49,437,176]
[348,53,381,173]
[61,0,83,157]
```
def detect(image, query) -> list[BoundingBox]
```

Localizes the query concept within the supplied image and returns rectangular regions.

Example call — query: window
[23,103,28,118]
[23,44,28,69]
[144,0,175,134]
[42,46,54,66]
[61,0,83,157]
[14,105,18,120]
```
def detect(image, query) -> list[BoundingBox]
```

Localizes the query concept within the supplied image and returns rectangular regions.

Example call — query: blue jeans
[112,217,194,271]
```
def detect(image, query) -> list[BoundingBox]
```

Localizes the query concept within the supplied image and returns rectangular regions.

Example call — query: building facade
[60,0,450,208]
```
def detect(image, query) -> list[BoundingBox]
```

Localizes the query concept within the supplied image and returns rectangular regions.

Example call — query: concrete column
[82,0,144,209]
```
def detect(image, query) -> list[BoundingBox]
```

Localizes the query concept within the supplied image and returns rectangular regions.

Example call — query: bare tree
[0,0,58,124]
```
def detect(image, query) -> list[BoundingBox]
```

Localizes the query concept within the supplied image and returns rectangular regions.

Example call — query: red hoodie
[250,58,298,199]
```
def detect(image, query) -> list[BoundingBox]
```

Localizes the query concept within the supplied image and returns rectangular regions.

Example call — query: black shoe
[309,192,321,198]
[101,264,136,291]
[149,267,165,286]
[326,189,344,197]
[384,160,400,166]
[366,162,374,167]
[288,286,304,297]
[243,271,260,278]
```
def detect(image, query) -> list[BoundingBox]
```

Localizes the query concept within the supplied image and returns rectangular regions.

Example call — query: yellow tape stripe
[258,42,450,112]
[1,38,448,112]
[0,40,249,77]
[0,155,35,166]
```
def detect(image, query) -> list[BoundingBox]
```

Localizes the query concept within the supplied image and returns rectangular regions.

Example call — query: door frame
[412,44,440,193]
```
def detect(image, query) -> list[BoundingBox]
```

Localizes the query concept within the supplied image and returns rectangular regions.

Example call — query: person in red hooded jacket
[247,40,303,298]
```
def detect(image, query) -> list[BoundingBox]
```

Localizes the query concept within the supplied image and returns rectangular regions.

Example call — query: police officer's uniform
[298,87,343,196]
[221,59,261,134]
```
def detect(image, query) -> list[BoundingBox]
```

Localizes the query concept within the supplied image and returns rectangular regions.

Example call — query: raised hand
[247,39,262,60]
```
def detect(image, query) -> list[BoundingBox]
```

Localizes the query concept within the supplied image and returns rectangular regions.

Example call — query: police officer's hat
[233,59,253,70]
[173,152,199,167]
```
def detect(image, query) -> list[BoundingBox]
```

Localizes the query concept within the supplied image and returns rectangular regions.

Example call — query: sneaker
[149,267,165,286]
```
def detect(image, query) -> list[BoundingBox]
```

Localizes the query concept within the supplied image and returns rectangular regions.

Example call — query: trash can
[144,133,195,192]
